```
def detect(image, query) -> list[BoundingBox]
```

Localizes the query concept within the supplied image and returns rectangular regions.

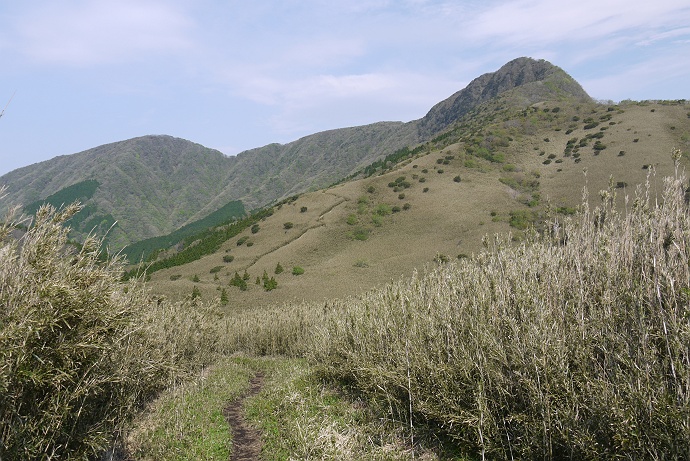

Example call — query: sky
[1,0,689,177]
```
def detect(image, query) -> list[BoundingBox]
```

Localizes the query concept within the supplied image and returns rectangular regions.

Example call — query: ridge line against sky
[1,0,689,176]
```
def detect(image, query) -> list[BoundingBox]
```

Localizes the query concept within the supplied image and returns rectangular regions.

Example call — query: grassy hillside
[143,99,690,308]
[124,148,690,459]
[1,58,592,251]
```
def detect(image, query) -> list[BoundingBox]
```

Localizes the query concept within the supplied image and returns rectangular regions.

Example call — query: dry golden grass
[146,101,690,315]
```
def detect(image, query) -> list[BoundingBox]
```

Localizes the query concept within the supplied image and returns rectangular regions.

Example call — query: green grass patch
[127,357,254,460]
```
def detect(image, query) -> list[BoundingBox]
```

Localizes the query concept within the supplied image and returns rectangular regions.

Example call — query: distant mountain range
[0,57,591,248]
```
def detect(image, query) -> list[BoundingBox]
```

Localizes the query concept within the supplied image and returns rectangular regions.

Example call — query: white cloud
[462,0,690,48]
[16,0,193,66]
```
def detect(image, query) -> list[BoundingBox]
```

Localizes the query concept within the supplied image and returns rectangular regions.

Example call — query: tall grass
[0,199,222,460]
[303,156,690,458]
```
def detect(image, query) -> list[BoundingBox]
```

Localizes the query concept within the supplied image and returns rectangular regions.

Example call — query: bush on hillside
[0,201,191,459]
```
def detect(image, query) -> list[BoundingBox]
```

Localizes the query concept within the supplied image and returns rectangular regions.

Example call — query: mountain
[143,98,690,306]
[417,57,591,138]
[0,57,591,248]
[0,136,239,248]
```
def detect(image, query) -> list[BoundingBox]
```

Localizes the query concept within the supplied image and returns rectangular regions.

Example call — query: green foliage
[292,266,305,276]
[283,222,294,230]
[220,288,229,306]
[360,144,426,177]
[509,209,533,229]
[192,274,200,282]
[237,236,249,246]
[275,262,284,275]
[374,204,392,216]
[23,180,100,216]
[555,206,577,215]
[122,207,271,280]
[264,276,278,291]
[123,200,245,262]
[191,286,201,299]
[346,214,358,225]
[209,265,223,274]
[453,175,461,183]
[300,206,308,213]
[352,228,370,241]
[229,272,248,291]
[251,224,260,234]
[223,254,234,263]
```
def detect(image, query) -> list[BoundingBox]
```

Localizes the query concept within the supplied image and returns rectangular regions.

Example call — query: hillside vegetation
[142,98,689,308]
[0,57,592,249]
[123,153,690,459]
[3,56,690,459]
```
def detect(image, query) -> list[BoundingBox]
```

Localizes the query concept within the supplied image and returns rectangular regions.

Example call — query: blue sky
[1,0,689,176]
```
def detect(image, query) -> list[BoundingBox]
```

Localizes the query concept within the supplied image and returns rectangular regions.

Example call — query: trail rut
[224,372,265,461]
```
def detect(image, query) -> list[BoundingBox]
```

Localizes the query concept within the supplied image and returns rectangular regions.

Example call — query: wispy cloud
[16,0,193,66]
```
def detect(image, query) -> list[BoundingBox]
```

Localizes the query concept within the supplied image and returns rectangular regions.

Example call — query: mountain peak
[418,57,591,137]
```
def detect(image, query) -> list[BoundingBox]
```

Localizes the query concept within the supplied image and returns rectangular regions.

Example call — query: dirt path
[224,372,265,461]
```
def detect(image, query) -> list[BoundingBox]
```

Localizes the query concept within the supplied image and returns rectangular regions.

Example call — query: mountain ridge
[0,57,591,248]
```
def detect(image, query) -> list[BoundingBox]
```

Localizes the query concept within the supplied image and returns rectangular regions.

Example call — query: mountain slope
[144,99,690,306]
[0,57,592,248]
[1,136,237,247]
[417,57,591,138]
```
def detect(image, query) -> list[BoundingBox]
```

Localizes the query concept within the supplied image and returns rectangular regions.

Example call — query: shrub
[453,176,461,183]
[374,204,392,216]
[352,228,370,241]
[251,224,260,234]
[423,187,429,193]
[236,236,249,246]
[346,214,358,225]
[170,274,182,281]
[275,262,284,274]
[0,202,178,459]
[283,222,294,230]
[403,203,411,211]
[398,193,405,200]
[300,206,308,213]
[292,266,305,276]
[229,272,247,290]
[509,209,533,229]
[209,265,224,274]
[223,254,234,263]
[192,274,200,282]
[593,141,606,151]
[391,205,401,213]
